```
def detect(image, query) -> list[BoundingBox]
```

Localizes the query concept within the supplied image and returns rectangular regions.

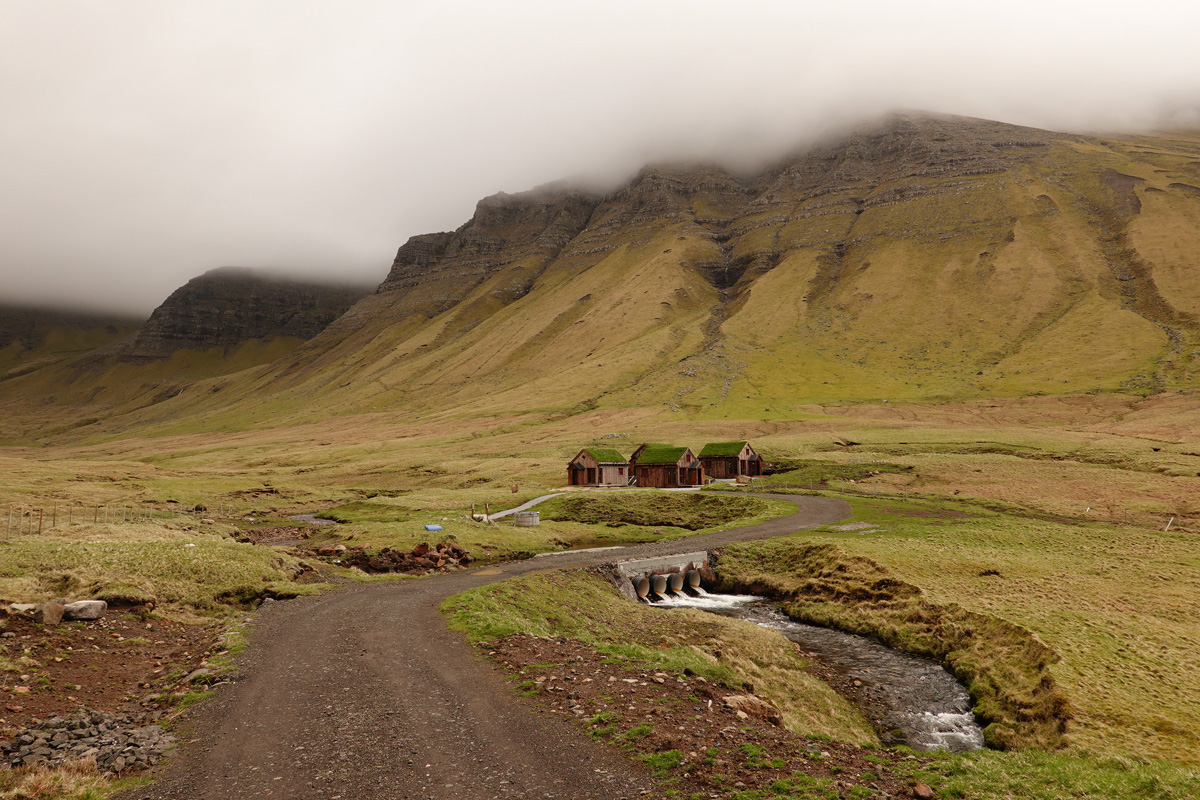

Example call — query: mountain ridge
[7,112,1200,440]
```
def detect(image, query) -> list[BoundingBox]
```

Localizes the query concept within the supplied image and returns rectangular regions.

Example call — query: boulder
[8,603,36,614]
[184,668,213,684]
[412,542,430,557]
[722,694,783,726]
[33,601,66,625]
[63,600,107,621]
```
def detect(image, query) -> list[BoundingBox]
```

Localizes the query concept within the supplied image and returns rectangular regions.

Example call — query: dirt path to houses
[117,495,850,800]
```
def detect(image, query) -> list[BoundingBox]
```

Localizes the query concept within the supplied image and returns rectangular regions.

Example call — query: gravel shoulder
[116,495,849,800]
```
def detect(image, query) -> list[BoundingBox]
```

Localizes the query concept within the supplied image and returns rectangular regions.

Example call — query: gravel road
[117,495,849,800]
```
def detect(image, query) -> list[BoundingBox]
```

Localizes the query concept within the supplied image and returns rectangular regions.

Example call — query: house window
[618,467,624,476]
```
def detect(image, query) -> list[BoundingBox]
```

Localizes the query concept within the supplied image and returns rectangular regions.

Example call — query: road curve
[118,495,849,800]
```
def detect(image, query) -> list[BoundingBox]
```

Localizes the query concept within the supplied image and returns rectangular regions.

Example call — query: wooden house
[698,441,762,479]
[630,443,705,488]
[566,447,630,486]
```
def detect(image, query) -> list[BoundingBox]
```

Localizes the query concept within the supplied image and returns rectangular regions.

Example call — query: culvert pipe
[651,574,668,596]
[609,551,710,601]
[686,569,701,588]
[668,572,684,593]
[633,577,650,599]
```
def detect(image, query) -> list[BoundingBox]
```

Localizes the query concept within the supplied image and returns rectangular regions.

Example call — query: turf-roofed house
[629,443,706,488]
[698,441,762,479]
[566,447,631,486]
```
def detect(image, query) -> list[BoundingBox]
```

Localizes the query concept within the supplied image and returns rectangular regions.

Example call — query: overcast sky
[3,0,1199,315]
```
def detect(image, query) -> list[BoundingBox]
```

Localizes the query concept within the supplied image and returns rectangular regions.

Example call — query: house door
[587,468,596,484]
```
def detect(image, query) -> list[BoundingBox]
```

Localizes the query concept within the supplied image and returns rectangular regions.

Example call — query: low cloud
[2,0,1198,314]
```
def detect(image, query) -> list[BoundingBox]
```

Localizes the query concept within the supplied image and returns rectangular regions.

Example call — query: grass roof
[635,444,690,465]
[699,441,749,457]
[583,447,628,464]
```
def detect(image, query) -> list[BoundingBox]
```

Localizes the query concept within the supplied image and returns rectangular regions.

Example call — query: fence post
[38,509,43,535]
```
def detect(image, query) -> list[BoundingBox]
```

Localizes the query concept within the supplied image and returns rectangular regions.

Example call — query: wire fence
[2,501,239,536]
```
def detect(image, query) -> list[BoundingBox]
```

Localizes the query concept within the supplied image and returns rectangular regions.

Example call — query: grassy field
[441,568,879,746]
[0,519,332,616]
[438,528,1200,799]
[304,491,794,563]
[705,496,1200,767]
[3,392,1200,798]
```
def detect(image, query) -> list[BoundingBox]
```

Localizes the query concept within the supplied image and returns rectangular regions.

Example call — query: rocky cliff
[376,185,601,311]
[122,267,369,359]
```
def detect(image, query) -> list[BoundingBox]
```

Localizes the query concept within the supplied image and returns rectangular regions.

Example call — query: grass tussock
[440,568,878,745]
[542,492,770,531]
[0,530,329,615]
[911,748,1200,800]
[712,540,1070,751]
[0,757,112,800]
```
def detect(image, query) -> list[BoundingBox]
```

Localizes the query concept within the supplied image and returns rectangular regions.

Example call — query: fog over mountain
[2,0,1199,314]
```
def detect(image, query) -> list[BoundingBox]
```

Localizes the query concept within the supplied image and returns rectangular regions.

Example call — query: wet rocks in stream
[2,709,173,774]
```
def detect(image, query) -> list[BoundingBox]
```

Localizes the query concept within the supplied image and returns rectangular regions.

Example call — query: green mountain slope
[11,113,1200,439]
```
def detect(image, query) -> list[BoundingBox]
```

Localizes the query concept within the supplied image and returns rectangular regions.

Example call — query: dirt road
[118,495,849,800]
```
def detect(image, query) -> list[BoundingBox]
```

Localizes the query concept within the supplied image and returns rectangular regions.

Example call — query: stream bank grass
[713,538,1068,751]
[721,495,1200,764]
[440,568,877,745]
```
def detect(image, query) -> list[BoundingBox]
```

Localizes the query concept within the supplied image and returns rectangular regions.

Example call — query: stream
[287,513,340,526]
[653,591,986,752]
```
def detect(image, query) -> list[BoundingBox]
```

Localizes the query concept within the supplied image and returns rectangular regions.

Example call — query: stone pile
[342,540,475,574]
[8,600,107,625]
[2,709,173,774]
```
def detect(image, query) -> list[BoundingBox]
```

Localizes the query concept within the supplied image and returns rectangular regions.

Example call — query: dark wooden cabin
[698,441,762,479]
[566,447,630,486]
[630,443,705,488]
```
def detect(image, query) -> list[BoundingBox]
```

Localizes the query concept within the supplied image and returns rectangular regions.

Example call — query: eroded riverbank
[654,591,985,752]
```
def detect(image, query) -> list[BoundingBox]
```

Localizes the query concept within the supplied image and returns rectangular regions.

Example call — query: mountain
[0,305,142,382]
[0,268,370,440]
[119,267,369,360]
[10,112,1200,439]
